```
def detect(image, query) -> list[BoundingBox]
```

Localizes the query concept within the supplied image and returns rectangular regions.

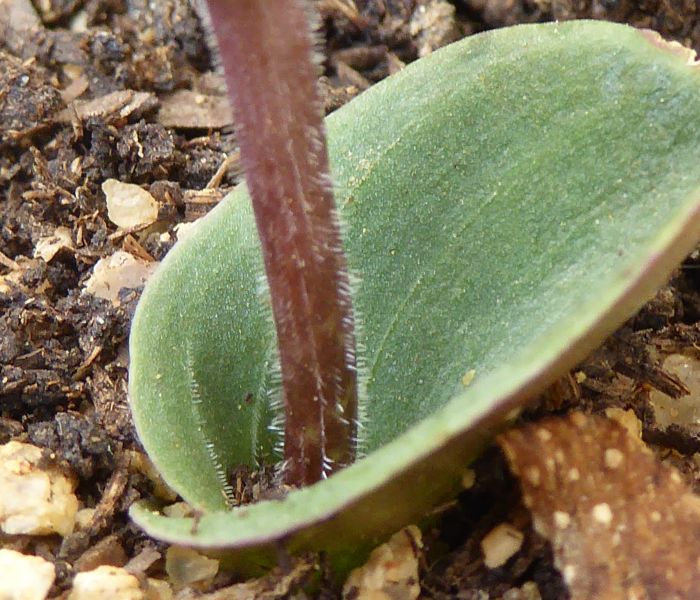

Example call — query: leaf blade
[129,21,700,550]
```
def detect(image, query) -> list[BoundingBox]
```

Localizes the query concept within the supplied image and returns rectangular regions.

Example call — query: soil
[2,0,700,598]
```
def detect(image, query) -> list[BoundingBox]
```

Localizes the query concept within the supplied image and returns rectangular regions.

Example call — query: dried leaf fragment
[499,413,700,599]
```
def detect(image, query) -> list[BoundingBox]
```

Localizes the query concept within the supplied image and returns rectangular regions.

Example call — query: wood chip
[335,61,371,91]
[157,90,232,129]
[124,546,161,576]
[498,412,700,599]
[318,0,369,29]
[331,45,386,71]
[74,534,127,573]
[34,226,74,262]
[58,90,157,123]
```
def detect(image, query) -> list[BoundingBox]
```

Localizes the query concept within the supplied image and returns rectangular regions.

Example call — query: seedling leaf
[129,21,700,557]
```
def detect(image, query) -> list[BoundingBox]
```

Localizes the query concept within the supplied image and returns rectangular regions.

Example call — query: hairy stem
[205,0,358,486]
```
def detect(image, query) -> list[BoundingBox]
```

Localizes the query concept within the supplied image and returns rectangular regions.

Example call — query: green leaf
[129,21,700,558]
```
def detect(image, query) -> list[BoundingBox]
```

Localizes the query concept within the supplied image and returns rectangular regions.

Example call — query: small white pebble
[481,523,524,569]
[0,441,78,536]
[343,526,422,600]
[102,179,158,229]
[0,549,55,600]
[69,566,143,600]
[592,502,613,526]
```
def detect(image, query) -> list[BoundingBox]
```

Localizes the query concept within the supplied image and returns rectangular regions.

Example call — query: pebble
[83,251,157,306]
[0,441,78,536]
[165,546,219,589]
[481,523,524,569]
[342,525,423,600]
[68,566,143,600]
[0,549,55,600]
[102,179,158,229]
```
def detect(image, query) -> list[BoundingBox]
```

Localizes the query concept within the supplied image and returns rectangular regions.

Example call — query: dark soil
[2,1,700,598]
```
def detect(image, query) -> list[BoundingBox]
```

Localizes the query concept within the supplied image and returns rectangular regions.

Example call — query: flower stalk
[205,0,358,486]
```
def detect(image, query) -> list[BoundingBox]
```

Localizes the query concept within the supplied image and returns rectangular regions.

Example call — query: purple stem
[205,0,358,486]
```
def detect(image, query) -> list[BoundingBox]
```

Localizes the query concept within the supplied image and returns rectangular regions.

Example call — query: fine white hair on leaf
[275,458,290,484]
[185,345,235,507]
[256,272,271,302]
[353,328,370,457]
[265,350,285,462]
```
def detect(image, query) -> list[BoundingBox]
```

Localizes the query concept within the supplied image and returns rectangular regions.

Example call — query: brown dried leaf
[498,412,700,599]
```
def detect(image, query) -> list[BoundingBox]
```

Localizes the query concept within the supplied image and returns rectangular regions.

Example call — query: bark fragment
[499,413,700,599]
